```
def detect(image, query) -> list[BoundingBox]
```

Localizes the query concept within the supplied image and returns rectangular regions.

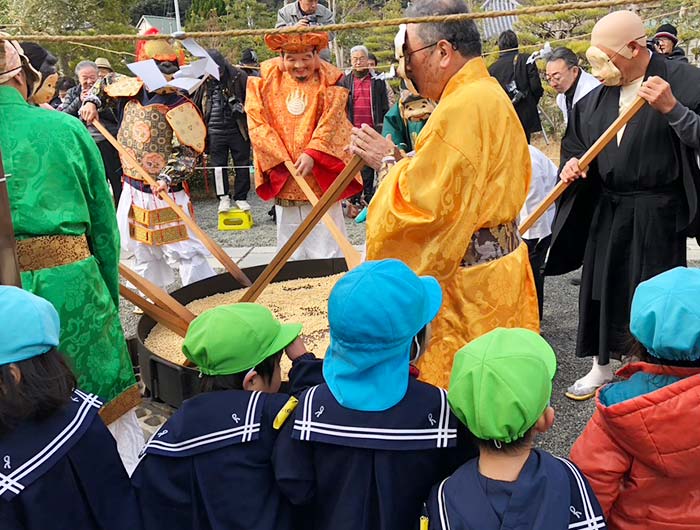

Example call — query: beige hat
[0,33,41,93]
[95,57,113,71]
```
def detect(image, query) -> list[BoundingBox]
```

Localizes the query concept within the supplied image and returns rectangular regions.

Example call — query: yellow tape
[273,396,299,430]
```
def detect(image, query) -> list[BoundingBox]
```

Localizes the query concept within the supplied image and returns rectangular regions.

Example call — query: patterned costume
[366,59,540,389]
[245,32,361,259]
[86,38,215,288]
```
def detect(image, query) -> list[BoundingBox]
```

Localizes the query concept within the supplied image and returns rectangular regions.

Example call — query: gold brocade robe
[245,58,354,201]
[366,58,540,389]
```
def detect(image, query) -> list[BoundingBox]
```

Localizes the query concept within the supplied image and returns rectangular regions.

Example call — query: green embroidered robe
[0,86,138,423]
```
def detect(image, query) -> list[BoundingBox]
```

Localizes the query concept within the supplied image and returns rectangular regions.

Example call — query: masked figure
[82,31,215,290]
[245,32,361,260]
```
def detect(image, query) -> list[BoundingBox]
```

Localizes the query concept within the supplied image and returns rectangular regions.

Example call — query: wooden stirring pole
[119,263,195,325]
[119,284,189,337]
[284,161,362,270]
[519,97,646,234]
[92,119,252,287]
[240,155,365,303]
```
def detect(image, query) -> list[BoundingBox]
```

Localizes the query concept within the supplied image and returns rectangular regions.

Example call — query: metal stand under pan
[136,258,348,408]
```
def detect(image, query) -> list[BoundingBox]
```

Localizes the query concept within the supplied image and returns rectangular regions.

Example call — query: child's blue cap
[323,259,443,411]
[0,286,60,365]
[631,267,700,362]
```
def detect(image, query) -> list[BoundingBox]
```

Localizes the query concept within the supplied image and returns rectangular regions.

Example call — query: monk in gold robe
[350,1,539,388]
[246,32,361,259]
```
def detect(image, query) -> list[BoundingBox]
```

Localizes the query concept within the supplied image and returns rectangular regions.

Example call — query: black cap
[655,23,679,44]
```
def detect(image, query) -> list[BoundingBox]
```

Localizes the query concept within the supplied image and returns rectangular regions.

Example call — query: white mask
[394,24,420,96]
[586,45,623,86]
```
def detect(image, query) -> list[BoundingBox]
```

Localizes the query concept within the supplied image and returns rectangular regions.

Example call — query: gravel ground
[123,193,694,456]
[192,193,367,248]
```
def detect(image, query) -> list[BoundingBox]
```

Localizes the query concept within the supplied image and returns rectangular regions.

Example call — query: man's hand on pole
[638,76,677,115]
[560,157,587,183]
[295,153,315,178]
[348,124,400,171]
[79,102,98,124]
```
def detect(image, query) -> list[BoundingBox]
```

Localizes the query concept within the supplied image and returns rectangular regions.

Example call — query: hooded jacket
[571,362,700,529]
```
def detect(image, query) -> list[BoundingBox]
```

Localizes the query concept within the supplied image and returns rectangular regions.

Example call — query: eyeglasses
[545,67,574,83]
[404,41,438,65]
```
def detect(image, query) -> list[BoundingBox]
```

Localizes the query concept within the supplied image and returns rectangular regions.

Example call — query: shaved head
[591,10,646,56]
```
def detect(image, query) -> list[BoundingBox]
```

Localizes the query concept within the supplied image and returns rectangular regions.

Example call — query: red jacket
[570,362,700,530]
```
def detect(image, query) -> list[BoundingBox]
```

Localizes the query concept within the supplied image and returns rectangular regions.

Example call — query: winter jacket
[195,67,248,137]
[59,82,120,140]
[339,72,390,133]
[668,46,689,62]
[570,362,700,530]
[489,51,544,136]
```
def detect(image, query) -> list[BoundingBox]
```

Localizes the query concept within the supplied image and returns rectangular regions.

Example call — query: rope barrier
[10,0,657,43]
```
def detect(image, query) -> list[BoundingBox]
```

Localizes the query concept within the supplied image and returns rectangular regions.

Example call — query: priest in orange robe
[246,32,361,259]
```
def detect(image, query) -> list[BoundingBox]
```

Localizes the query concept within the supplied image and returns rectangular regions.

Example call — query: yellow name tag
[420,515,429,530]
[273,396,299,430]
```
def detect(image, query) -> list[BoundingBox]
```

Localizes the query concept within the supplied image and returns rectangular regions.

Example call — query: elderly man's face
[77,67,97,90]
[283,50,316,82]
[656,36,674,55]
[545,59,578,94]
[351,50,369,76]
[299,0,318,13]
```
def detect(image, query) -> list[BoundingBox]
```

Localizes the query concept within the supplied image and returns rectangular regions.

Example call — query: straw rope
[10,0,657,43]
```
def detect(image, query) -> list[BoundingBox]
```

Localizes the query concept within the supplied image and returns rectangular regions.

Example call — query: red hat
[264,32,329,54]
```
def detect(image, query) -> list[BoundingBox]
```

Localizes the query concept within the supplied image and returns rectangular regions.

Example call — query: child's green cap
[447,328,557,443]
[182,303,302,376]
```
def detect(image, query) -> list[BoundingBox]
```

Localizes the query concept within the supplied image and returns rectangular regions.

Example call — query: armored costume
[85,37,215,288]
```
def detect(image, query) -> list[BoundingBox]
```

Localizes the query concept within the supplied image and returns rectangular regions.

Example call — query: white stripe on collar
[142,391,263,454]
[0,391,101,496]
[438,477,451,530]
[556,457,607,530]
[294,386,456,446]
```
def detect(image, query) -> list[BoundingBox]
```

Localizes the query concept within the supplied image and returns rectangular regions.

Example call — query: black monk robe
[546,52,700,363]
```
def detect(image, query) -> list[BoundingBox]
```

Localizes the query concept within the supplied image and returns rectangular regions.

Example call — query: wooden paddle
[283,161,361,270]
[0,151,21,287]
[240,155,365,303]
[119,284,189,337]
[92,119,252,287]
[119,263,195,325]
[519,96,646,234]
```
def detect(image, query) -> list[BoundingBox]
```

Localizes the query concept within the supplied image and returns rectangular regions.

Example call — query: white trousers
[106,408,145,476]
[118,182,216,288]
[275,202,346,260]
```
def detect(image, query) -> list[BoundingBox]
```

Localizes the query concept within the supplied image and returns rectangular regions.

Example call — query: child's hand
[285,337,307,361]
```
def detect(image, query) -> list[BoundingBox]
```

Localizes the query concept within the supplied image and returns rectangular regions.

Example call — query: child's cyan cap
[182,303,301,375]
[448,328,556,443]
[323,259,443,411]
[0,286,60,365]
[631,267,700,362]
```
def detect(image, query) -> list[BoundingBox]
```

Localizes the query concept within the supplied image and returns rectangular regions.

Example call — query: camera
[304,14,318,25]
[506,80,527,105]
[647,37,660,51]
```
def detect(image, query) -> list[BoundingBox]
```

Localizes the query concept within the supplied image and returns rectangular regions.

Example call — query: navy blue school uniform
[0,389,143,530]
[273,378,477,530]
[132,389,294,530]
[424,448,606,530]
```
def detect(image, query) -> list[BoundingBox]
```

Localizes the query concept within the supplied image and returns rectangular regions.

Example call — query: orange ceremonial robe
[366,58,540,389]
[245,58,359,202]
